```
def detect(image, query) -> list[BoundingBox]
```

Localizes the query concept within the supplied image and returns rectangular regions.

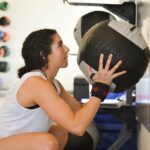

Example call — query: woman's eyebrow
[57,40,63,45]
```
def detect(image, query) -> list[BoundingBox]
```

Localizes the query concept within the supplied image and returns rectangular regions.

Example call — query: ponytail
[17,66,38,78]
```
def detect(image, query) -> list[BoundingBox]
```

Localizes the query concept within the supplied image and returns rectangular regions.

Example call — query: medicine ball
[74,11,116,46]
[77,20,150,92]
[64,132,93,150]
[64,121,100,150]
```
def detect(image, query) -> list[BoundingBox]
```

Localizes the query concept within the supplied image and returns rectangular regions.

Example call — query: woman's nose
[64,45,70,53]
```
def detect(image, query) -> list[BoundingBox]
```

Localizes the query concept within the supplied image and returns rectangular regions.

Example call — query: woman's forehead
[52,33,62,43]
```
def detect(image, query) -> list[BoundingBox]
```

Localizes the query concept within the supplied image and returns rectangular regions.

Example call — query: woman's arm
[27,54,126,136]
[56,80,82,112]
[28,76,100,136]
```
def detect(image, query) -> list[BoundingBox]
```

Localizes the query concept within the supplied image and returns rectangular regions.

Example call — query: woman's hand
[88,53,127,86]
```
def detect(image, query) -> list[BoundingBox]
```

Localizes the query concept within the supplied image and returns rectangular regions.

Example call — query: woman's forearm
[71,97,101,136]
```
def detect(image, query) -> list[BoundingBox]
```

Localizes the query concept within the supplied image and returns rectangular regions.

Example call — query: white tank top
[0,70,61,138]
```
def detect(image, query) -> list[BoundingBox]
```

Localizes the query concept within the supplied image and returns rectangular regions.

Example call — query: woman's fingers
[104,54,113,71]
[98,53,104,71]
[112,70,127,79]
[90,53,126,84]
[98,53,113,71]
[110,59,127,79]
[87,65,93,76]
[110,60,123,73]
[87,65,96,81]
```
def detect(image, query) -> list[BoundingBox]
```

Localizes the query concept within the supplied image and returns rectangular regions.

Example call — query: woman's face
[48,33,69,69]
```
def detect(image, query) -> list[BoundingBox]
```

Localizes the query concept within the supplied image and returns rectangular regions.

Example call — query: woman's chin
[61,62,68,68]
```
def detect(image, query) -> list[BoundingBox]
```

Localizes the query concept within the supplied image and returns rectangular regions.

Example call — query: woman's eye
[58,43,62,47]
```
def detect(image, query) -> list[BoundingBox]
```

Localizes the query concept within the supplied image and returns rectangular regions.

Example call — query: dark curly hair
[18,29,57,78]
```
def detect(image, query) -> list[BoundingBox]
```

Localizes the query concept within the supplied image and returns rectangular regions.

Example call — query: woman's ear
[40,51,45,60]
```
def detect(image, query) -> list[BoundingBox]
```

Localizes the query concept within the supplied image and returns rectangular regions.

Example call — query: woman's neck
[43,66,59,82]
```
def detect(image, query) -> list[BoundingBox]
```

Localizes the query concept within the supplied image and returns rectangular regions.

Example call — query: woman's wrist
[91,82,109,102]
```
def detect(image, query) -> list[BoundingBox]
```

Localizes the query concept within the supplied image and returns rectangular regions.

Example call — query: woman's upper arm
[26,77,100,136]
[28,77,76,132]
[56,80,82,112]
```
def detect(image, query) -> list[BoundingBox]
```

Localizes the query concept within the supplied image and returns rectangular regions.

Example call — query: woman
[0,29,126,150]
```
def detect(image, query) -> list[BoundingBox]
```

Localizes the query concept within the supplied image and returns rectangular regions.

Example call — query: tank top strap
[18,70,60,95]
[52,79,61,95]
[22,70,47,81]
[15,70,47,92]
